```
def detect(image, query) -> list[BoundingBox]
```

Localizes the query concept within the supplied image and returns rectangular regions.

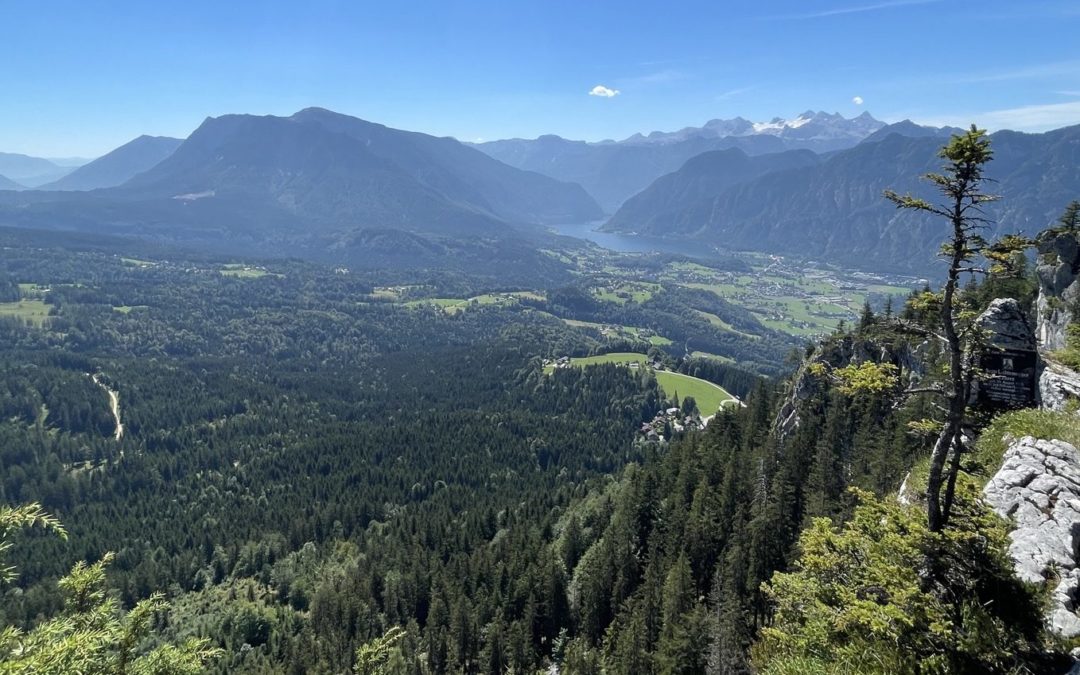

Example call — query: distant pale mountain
[0,174,23,191]
[41,136,183,191]
[0,152,73,187]
[0,109,601,274]
[861,119,963,144]
[476,134,789,212]
[474,111,885,211]
[604,124,1080,274]
[46,156,93,168]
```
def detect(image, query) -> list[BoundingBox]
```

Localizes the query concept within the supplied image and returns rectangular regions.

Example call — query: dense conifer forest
[0,133,1074,673]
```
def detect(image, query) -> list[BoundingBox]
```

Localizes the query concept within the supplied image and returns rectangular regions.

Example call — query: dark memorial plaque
[978,348,1038,409]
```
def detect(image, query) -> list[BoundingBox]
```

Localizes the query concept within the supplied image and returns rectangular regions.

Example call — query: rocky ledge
[984,436,1080,638]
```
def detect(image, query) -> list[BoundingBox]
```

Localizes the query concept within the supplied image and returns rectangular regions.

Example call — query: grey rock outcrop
[1036,230,1080,351]
[1041,361,1080,412]
[978,298,1037,352]
[984,436,1080,638]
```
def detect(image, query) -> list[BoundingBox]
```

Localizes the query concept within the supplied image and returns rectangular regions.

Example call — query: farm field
[0,299,52,326]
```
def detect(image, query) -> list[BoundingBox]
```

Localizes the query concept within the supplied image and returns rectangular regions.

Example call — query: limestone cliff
[1036,228,1080,352]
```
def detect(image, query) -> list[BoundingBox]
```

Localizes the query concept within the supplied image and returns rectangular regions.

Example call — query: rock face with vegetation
[984,436,1080,638]
[1037,228,1080,351]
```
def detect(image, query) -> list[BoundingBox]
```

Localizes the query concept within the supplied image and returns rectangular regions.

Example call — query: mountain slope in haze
[40,135,183,191]
[292,107,602,225]
[0,174,23,191]
[605,125,1080,273]
[476,133,789,212]
[861,119,963,144]
[0,152,73,187]
[604,148,821,235]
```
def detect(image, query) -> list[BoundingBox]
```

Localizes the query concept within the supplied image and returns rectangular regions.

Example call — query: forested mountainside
[605,125,1080,274]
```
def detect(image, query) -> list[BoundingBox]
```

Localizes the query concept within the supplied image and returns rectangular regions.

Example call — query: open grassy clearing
[654,370,736,415]
[593,281,661,305]
[547,352,736,414]
[692,309,756,339]
[563,320,672,345]
[690,351,735,364]
[405,292,538,313]
[0,299,52,326]
[113,305,150,314]
[220,264,281,279]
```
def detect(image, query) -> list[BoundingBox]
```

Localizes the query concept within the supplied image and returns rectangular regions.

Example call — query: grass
[691,351,735,364]
[901,408,1080,500]
[0,299,52,326]
[594,282,659,305]
[972,409,1080,484]
[653,371,736,415]
[564,352,649,367]
[113,305,149,314]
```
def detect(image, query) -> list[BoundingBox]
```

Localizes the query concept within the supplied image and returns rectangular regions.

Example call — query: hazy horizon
[4,0,1080,157]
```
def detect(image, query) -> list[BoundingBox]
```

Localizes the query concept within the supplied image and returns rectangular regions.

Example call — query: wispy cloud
[945,60,1080,84]
[768,0,940,20]
[588,85,620,98]
[715,85,758,101]
[918,100,1080,132]
[615,70,687,88]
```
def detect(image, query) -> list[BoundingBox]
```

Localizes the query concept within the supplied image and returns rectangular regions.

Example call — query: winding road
[91,373,123,441]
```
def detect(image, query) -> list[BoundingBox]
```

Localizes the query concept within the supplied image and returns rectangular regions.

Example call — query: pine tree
[884,125,1030,531]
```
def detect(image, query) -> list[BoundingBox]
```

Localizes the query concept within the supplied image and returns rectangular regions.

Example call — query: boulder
[1041,360,1080,411]
[978,297,1037,352]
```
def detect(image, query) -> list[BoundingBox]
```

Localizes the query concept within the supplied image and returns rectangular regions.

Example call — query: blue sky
[4,0,1080,157]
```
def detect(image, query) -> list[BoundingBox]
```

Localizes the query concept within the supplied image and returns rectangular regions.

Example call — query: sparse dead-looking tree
[884,125,1030,532]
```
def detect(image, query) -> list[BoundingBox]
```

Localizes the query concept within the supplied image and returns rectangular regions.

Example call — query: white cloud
[588,85,620,98]
[853,95,864,105]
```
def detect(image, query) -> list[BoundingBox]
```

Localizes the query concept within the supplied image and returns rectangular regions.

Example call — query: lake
[549,221,725,259]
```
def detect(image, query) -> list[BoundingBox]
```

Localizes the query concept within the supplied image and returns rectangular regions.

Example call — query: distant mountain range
[0,108,602,273]
[474,111,887,211]
[40,136,183,191]
[0,152,82,188]
[603,123,1080,273]
[616,110,885,149]
[3,107,1079,277]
